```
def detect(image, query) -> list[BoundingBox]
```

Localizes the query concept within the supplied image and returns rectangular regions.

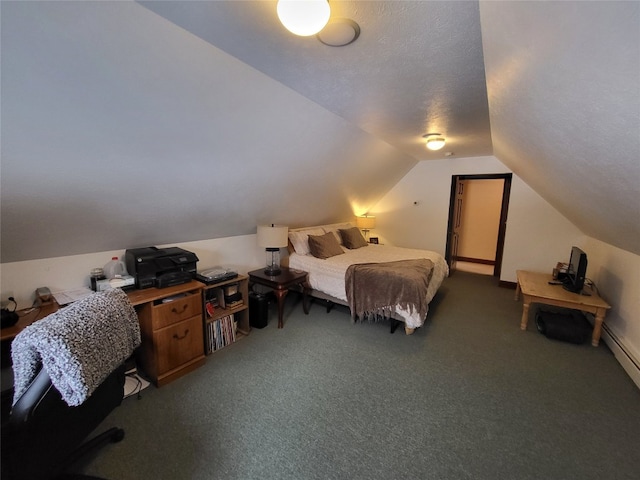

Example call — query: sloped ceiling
[1,1,638,263]
[138,0,493,161]
[479,1,640,255]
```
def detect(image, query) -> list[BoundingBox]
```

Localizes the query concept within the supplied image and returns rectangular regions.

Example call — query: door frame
[445,173,512,278]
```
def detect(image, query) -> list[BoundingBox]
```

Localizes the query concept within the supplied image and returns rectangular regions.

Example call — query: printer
[125,246,199,289]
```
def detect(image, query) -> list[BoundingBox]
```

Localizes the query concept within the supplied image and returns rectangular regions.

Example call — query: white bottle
[103,256,127,279]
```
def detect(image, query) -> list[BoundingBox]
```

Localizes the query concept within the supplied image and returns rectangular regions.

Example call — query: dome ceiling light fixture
[277,0,331,37]
[423,133,446,151]
[317,18,360,47]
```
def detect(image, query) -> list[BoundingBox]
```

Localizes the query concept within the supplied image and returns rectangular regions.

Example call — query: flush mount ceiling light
[317,18,360,46]
[277,0,331,37]
[423,133,446,151]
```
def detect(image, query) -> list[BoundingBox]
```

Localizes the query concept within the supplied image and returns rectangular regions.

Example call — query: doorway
[445,173,512,277]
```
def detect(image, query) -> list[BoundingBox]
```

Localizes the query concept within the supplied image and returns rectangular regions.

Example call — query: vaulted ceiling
[139,0,494,160]
[1,1,638,263]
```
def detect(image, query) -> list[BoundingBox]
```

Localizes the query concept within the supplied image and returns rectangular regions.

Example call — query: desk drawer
[154,315,204,375]
[152,292,202,330]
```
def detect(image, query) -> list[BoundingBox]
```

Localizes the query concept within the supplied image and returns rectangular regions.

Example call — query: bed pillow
[323,223,354,245]
[339,227,369,249]
[308,232,344,259]
[289,228,325,255]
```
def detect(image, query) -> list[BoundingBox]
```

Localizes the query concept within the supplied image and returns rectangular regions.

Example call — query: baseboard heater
[602,323,640,389]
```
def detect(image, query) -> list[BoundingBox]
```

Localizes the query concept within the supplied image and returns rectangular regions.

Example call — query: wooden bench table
[515,270,611,346]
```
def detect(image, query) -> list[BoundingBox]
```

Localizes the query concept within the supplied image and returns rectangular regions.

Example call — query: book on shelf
[205,301,215,318]
[206,313,236,353]
[216,288,225,309]
[226,299,243,309]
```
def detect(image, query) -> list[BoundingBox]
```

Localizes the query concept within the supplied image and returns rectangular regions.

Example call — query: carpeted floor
[77,271,640,480]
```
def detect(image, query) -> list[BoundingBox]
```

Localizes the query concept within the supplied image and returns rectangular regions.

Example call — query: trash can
[249,291,269,329]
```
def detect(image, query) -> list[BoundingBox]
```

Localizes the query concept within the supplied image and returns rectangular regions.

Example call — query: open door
[445,173,512,277]
[445,178,465,274]
[493,177,512,278]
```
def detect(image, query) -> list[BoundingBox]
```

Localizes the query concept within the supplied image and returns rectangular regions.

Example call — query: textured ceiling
[1,1,638,263]
[480,0,640,255]
[139,0,493,160]
[140,0,640,255]
[1,1,420,262]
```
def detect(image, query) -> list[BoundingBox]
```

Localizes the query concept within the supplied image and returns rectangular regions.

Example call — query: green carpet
[78,272,640,479]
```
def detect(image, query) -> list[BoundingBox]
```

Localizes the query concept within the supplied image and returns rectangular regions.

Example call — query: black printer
[125,246,199,289]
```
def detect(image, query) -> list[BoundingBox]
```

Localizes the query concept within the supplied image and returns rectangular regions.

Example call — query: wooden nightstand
[248,267,310,328]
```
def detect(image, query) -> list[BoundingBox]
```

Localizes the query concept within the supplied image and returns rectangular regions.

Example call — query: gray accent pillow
[339,227,369,249]
[308,232,344,259]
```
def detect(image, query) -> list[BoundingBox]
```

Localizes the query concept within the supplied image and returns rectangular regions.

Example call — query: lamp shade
[356,216,376,230]
[257,225,289,248]
[277,0,331,36]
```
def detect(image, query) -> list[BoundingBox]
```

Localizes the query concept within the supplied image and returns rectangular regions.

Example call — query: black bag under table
[535,308,592,344]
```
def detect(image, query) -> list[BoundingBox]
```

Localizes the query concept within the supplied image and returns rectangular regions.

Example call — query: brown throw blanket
[345,258,434,322]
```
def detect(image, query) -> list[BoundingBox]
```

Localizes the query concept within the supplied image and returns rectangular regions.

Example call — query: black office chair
[1,364,126,480]
[1,289,141,480]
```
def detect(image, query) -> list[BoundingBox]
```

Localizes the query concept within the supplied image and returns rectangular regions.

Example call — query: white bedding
[289,243,449,329]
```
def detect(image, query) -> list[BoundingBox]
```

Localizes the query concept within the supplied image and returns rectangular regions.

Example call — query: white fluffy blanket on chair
[11,288,141,407]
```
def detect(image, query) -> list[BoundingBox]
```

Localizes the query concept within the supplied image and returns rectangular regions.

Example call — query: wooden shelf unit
[201,274,250,354]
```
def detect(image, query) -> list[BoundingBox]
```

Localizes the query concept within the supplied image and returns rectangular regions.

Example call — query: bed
[287,222,449,334]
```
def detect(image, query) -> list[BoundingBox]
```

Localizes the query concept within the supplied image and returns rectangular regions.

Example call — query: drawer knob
[171,305,188,315]
[173,329,189,340]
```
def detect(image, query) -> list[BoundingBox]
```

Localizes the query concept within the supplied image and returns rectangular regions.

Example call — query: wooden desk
[1,303,58,342]
[248,267,310,328]
[1,281,207,387]
[515,270,611,346]
[0,281,169,342]
[1,281,205,340]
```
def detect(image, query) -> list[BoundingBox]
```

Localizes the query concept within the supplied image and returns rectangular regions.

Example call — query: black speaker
[249,292,269,329]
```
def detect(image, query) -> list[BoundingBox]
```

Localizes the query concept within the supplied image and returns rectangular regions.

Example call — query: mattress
[288,243,449,328]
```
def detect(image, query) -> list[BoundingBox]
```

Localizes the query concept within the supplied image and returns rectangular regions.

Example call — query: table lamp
[356,215,376,240]
[257,224,289,276]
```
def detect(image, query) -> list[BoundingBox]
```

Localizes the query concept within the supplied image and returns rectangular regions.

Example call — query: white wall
[0,236,263,309]
[0,155,581,305]
[370,156,583,283]
[582,237,640,385]
[500,175,586,282]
